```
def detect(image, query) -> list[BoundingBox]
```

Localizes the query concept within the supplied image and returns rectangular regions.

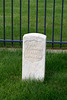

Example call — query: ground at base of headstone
[0,49,67,100]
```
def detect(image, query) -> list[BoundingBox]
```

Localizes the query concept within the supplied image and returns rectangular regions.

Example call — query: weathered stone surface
[22,33,46,80]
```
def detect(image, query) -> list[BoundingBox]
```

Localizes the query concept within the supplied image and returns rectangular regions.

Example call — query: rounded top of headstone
[23,33,46,39]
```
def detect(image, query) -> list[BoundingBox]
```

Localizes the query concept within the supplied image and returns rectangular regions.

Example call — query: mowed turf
[0,0,67,42]
[0,49,67,100]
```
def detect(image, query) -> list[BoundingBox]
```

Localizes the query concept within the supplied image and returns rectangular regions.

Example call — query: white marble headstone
[22,33,46,80]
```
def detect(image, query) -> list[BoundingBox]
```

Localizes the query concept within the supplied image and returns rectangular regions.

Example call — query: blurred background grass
[0,0,67,48]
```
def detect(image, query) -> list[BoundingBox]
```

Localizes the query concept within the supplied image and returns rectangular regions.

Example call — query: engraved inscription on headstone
[22,33,46,80]
[24,40,44,62]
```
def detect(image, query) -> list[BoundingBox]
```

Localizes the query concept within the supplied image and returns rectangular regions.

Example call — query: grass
[0,0,67,48]
[0,49,67,100]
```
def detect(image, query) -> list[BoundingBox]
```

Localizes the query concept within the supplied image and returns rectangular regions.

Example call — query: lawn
[0,0,67,47]
[0,49,67,100]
